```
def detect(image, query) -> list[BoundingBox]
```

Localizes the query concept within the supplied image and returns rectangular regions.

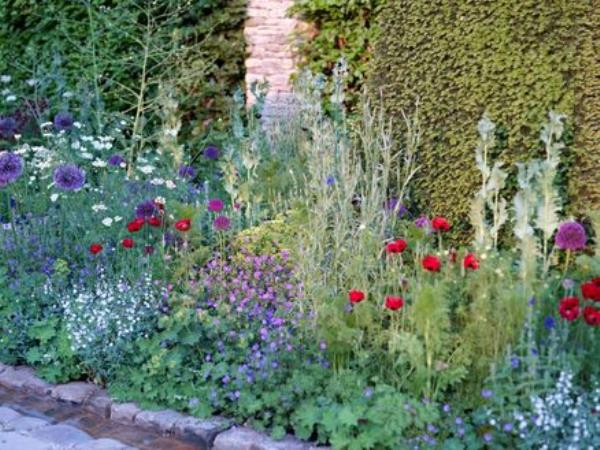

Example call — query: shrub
[371,0,599,236]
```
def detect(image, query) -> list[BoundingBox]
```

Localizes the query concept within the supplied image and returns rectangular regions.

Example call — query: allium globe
[135,200,158,219]
[53,164,85,191]
[53,112,75,131]
[203,145,220,160]
[0,152,23,187]
[554,221,587,250]
[108,154,125,167]
[213,215,231,231]
[0,117,17,139]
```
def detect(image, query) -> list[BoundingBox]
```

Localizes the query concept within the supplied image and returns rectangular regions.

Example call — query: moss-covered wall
[371,0,598,236]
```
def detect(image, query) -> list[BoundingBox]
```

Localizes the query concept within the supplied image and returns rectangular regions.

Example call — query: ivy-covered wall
[371,0,598,234]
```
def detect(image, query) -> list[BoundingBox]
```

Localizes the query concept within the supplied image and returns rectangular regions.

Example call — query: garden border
[0,363,328,450]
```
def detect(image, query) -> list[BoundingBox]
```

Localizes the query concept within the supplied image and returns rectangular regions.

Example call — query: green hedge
[371,0,598,235]
[0,0,247,138]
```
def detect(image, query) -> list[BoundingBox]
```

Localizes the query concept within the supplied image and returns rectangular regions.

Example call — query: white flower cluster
[59,271,164,360]
[513,371,600,449]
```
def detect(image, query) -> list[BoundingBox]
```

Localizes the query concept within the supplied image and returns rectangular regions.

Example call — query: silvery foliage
[514,161,541,280]
[470,113,508,249]
[59,271,163,365]
[512,371,600,449]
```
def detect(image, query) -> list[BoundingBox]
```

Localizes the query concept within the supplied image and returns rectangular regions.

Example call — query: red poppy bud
[127,218,145,232]
[348,290,365,304]
[121,237,134,249]
[385,296,404,311]
[175,218,191,232]
[422,255,441,272]
[385,239,408,254]
[147,216,161,227]
[89,243,103,255]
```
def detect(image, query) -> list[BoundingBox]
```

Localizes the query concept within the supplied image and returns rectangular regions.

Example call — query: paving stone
[173,415,230,445]
[6,416,50,431]
[0,431,55,450]
[0,363,6,374]
[0,407,21,425]
[111,402,141,424]
[0,366,52,395]
[212,426,325,450]
[86,390,113,418]
[51,382,97,404]
[134,409,185,433]
[31,423,93,446]
[73,437,136,450]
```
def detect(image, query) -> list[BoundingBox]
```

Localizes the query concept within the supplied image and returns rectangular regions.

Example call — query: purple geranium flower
[415,215,430,229]
[53,164,85,191]
[0,152,23,186]
[203,145,220,160]
[53,112,74,131]
[481,389,493,399]
[108,154,125,167]
[0,117,17,139]
[135,200,158,219]
[178,164,196,179]
[385,197,408,218]
[555,221,587,250]
[213,215,231,231]
[208,198,224,213]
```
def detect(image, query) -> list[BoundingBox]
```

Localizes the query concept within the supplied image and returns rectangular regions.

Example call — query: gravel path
[0,405,136,450]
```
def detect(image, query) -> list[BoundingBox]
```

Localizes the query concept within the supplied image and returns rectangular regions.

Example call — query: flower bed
[0,73,599,449]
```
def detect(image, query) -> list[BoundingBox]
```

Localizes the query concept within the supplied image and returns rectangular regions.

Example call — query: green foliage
[290,0,384,110]
[371,0,598,237]
[0,0,247,140]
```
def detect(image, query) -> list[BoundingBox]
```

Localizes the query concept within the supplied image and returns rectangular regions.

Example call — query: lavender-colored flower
[511,356,520,369]
[178,164,196,179]
[555,221,587,250]
[415,215,430,229]
[0,117,17,139]
[562,278,575,290]
[528,296,536,306]
[483,432,493,443]
[503,423,514,432]
[442,404,451,413]
[385,197,409,218]
[0,152,23,186]
[455,417,463,426]
[544,315,556,330]
[53,164,85,191]
[208,198,224,213]
[481,389,493,399]
[135,199,157,218]
[363,387,374,398]
[53,112,74,131]
[203,145,220,160]
[108,154,125,167]
[325,175,335,186]
[213,215,230,231]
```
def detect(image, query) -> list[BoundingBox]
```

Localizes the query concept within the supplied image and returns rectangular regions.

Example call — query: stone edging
[0,363,328,450]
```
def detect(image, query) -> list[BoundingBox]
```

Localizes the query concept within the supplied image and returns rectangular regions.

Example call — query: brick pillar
[244,0,300,119]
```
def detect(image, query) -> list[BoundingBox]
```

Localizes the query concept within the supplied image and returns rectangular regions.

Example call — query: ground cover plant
[0,47,599,450]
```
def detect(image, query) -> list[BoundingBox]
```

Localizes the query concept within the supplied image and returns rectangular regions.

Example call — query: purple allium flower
[555,221,587,250]
[415,215,430,229]
[544,315,556,330]
[385,197,408,218]
[53,164,85,191]
[325,175,335,186]
[178,164,196,179]
[53,112,74,131]
[481,389,493,399]
[213,215,231,231]
[203,144,220,160]
[0,152,23,186]
[0,117,17,139]
[208,198,224,213]
[108,154,125,167]
[135,199,157,218]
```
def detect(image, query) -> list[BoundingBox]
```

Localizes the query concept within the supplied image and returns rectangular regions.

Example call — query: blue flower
[325,175,335,186]
[363,387,374,398]
[0,152,23,187]
[511,356,520,369]
[544,315,556,330]
[53,111,74,131]
[481,389,493,399]
[53,164,85,191]
[203,145,220,160]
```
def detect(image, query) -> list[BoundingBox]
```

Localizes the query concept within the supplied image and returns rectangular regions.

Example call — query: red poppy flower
[422,255,442,272]
[348,290,365,304]
[386,239,408,254]
[147,216,162,227]
[463,253,479,270]
[583,306,600,326]
[175,218,191,232]
[385,296,404,311]
[581,277,600,302]
[431,216,450,232]
[127,218,145,232]
[89,243,103,255]
[558,296,580,321]
[121,237,134,249]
